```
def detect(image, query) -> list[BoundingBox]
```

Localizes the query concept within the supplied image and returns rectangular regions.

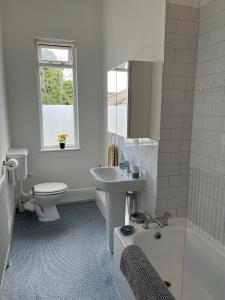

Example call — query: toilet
[32,182,68,222]
[7,148,68,222]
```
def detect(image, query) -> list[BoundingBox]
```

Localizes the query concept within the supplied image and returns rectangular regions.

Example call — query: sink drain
[164,281,172,288]
[154,232,161,239]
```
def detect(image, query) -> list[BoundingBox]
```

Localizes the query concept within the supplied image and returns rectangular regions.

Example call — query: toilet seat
[34,182,68,195]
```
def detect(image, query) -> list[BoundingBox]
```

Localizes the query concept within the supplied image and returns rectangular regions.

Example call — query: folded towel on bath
[120,245,175,300]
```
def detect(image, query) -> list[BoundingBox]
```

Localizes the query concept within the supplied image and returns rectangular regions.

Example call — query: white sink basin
[90,167,145,193]
[90,166,145,253]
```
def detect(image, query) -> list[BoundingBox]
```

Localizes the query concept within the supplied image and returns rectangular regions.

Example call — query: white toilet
[32,182,68,221]
[7,148,68,222]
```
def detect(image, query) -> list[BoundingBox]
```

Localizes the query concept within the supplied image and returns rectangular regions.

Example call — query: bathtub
[113,218,186,300]
[181,222,225,300]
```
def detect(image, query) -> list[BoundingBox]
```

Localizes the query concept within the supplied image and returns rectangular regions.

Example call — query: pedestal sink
[90,167,145,253]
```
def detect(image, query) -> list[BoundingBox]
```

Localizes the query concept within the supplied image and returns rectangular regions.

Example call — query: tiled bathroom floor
[2,201,121,300]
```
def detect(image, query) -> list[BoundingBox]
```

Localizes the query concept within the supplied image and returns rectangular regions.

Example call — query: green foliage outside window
[40,49,74,105]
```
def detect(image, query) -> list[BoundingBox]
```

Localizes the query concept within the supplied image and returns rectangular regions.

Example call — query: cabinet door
[129,61,152,138]
[116,62,129,137]
[107,69,117,134]
[108,61,162,139]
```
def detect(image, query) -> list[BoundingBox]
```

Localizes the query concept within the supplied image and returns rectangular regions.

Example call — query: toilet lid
[34,182,68,195]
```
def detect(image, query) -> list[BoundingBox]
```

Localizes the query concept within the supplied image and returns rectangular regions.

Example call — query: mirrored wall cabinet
[107,61,163,140]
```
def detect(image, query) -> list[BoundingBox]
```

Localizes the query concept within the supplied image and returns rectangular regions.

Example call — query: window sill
[40,147,81,153]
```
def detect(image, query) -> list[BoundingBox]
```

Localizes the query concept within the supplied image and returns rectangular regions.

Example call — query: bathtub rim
[114,217,186,250]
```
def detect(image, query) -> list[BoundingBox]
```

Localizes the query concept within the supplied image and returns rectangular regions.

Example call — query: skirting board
[58,187,96,204]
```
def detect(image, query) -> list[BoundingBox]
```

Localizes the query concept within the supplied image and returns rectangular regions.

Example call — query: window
[36,39,79,149]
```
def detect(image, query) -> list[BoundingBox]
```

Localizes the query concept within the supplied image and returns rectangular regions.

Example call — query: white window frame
[35,38,80,150]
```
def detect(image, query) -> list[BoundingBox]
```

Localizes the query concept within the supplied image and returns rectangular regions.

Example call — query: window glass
[38,46,71,63]
[36,40,79,149]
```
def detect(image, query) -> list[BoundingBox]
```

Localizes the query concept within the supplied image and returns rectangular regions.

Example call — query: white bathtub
[181,222,225,300]
[113,218,186,300]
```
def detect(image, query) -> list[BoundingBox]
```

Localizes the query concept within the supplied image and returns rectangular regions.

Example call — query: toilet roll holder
[3,159,18,169]
[3,158,19,186]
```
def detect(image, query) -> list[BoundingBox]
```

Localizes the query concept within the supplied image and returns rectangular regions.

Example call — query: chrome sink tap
[143,211,172,229]
[143,214,154,229]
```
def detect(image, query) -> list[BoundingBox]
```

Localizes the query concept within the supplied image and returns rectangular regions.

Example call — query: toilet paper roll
[5,158,18,170]
[4,158,18,186]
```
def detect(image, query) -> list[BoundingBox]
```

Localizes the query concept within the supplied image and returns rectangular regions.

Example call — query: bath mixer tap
[143,211,172,229]
[155,211,172,228]
[143,214,164,229]
[160,211,172,226]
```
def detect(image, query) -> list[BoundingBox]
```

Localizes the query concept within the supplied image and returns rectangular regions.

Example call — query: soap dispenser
[119,151,125,169]
[131,165,139,179]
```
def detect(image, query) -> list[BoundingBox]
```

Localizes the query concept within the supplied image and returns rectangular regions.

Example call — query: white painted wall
[1,0,103,191]
[102,0,166,71]
[0,22,9,170]
[0,5,15,285]
[102,0,166,150]
[102,0,166,215]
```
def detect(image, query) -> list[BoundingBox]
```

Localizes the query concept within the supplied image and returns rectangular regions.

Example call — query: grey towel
[120,245,175,300]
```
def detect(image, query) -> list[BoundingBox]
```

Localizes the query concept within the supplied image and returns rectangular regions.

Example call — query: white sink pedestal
[105,192,126,253]
[90,167,145,254]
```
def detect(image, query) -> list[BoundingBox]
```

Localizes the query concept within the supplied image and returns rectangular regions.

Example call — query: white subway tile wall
[188,166,225,245]
[117,136,159,216]
[189,0,225,245]
[157,3,199,217]
[114,2,225,234]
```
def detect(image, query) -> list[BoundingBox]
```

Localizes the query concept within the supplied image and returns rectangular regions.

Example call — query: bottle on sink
[125,161,131,176]
[119,151,126,169]
[131,165,139,179]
